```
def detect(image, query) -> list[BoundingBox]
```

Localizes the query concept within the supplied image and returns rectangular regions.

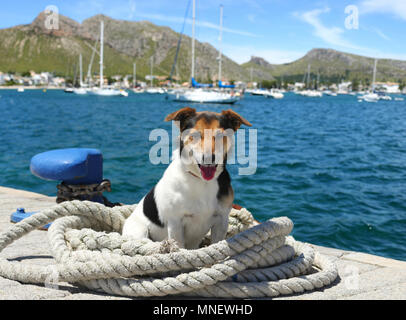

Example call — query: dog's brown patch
[165,108,252,163]
[192,115,223,154]
[221,109,252,131]
[165,107,196,123]
[194,114,221,132]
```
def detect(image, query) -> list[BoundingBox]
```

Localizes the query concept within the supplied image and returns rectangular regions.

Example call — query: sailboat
[132,63,144,93]
[171,1,239,104]
[90,21,127,97]
[145,56,165,94]
[361,59,379,102]
[266,89,284,99]
[73,54,87,95]
[217,5,238,93]
[299,64,322,97]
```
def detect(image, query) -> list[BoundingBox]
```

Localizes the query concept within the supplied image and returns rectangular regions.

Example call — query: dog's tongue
[200,165,217,181]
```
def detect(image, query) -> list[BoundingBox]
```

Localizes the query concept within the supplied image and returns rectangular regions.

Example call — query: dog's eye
[187,132,201,143]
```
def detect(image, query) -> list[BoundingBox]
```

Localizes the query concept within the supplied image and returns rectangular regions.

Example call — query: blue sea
[0,89,405,261]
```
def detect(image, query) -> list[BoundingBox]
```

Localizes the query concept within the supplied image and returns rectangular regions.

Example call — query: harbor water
[0,89,405,261]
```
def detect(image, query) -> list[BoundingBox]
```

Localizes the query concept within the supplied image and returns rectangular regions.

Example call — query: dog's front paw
[159,239,181,253]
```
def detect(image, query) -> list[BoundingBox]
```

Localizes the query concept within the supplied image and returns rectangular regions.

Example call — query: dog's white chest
[152,163,221,248]
[181,185,218,216]
[180,191,218,238]
[123,155,231,250]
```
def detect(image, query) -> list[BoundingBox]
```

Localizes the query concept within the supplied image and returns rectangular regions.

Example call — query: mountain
[0,12,249,82]
[243,49,406,84]
[0,11,405,84]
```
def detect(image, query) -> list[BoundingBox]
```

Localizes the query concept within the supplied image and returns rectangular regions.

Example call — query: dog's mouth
[198,164,218,181]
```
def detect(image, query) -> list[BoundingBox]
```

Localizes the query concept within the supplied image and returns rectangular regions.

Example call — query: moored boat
[171,88,239,104]
[73,88,88,95]
[91,21,127,98]
[361,92,379,102]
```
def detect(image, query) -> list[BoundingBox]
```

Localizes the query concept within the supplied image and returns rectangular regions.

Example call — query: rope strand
[0,200,338,298]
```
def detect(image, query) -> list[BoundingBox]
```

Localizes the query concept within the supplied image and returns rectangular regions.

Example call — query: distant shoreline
[0,86,62,90]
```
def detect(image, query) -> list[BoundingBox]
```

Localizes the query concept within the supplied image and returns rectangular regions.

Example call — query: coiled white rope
[0,200,338,298]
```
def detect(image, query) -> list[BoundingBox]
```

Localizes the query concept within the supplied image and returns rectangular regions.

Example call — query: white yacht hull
[90,88,123,96]
[361,93,379,102]
[73,88,88,95]
[171,90,239,104]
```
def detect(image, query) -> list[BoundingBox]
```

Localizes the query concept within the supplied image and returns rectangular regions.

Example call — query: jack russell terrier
[122,107,252,249]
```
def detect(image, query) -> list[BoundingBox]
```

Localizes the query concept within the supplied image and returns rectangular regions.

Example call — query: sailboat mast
[372,59,377,91]
[79,53,83,87]
[150,57,153,87]
[86,35,99,87]
[133,63,137,88]
[191,0,196,82]
[100,21,104,89]
[218,4,223,83]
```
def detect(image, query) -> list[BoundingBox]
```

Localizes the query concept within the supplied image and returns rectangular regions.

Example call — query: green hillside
[0,12,249,82]
[1,12,406,85]
[242,49,406,84]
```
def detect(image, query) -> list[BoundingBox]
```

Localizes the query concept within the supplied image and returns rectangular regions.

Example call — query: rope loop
[0,200,338,298]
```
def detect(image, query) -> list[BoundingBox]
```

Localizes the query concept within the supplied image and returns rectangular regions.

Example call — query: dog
[122,107,252,249]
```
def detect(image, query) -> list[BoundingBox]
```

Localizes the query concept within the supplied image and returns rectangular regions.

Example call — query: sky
[0,0,405,64]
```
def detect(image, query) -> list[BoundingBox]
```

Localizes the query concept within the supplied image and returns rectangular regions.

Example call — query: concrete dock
[0,186,405,300]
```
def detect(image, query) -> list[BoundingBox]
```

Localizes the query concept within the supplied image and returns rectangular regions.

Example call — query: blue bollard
[30,148,105,204]
[30,148,103,185]
[11,148,113,230]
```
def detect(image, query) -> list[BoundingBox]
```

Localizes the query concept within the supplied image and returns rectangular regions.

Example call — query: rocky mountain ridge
[1,12,405,84]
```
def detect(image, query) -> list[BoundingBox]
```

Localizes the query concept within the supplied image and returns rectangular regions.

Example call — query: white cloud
[296,7,364,51]
[135,12,260,38]
[68,1,259,38]
[360,24,391,41]
[359,0,406,20]
[373,28,390,41]
[291,7,406,61]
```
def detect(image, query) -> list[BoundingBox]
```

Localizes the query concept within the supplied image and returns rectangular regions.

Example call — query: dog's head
[165,107,252,181]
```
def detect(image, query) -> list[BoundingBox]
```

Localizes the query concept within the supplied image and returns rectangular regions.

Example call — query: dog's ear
[165,107,197,128]
[221,109,252,131]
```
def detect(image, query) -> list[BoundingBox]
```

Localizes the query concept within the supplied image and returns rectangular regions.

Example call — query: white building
[122,75,131,88]
[375,82,400,93]
[338,81,352,93]
[50,77,65,87]
[32,74,42,85]
[40,72,53,84]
